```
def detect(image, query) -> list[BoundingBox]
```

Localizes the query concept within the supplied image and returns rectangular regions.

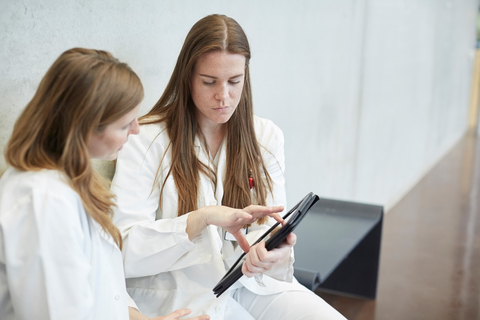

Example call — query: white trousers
[228,286,347,320]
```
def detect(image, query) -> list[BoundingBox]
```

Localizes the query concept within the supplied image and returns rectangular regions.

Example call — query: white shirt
[0,168,130,320]
[111,116,308,319]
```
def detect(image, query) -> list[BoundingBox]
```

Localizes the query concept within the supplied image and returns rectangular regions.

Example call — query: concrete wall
[1,0,478,210]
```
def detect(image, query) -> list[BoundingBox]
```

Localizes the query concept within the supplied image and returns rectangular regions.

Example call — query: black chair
[293,198,383,299]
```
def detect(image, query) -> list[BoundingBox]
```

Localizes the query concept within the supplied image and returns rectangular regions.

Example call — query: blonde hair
[141,14,273,224]
[5,48,144,248]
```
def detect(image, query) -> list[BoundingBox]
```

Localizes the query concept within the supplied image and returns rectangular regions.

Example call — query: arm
[2,183,95,319]
[112,125,205,278]
[112,125,283,277]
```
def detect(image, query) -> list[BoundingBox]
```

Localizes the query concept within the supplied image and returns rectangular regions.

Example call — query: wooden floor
[316,131,480,320]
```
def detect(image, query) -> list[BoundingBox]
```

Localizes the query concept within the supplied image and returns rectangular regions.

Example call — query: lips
[213,107,229,112]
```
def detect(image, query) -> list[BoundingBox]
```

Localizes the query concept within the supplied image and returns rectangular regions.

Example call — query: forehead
[103,104,140,129]
[194,51,246,76]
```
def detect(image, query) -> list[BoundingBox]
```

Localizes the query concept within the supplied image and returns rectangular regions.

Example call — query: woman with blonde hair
[112,15,345,319]
[0,48,208,320]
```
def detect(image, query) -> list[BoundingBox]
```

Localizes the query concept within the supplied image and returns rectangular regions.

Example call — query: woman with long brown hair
[0,48,208,320]
[112,15,346,319]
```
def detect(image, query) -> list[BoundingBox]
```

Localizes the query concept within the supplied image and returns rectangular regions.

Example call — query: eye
[122,121,133,130]
[203,80,215,85]
[229,80,241,85]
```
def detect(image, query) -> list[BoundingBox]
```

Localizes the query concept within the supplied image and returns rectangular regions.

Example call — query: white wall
[0,0,477,211]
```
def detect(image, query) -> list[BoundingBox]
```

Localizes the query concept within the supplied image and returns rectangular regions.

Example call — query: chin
[215,115,234,124]
[103,153,118,161]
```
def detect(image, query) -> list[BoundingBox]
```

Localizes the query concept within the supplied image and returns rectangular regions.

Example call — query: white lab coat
[111,116,311,319]
[0,168,130,320]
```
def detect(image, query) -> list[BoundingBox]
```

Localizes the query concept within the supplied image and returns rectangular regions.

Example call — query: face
[88,104,140,160]
[190,50,246,129]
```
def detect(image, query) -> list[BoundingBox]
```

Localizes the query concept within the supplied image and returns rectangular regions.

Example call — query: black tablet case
[213,192,319,297]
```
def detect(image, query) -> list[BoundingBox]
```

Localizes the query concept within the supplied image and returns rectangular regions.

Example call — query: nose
[215,83,229,102]
[129,118,140,135]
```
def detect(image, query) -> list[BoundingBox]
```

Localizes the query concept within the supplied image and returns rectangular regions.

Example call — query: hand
[150,308,210,320]
[187,205,284,252]
[129,307,209,320]
[207,205,285,252]
[205,205,284,252]
[241,232,296,277]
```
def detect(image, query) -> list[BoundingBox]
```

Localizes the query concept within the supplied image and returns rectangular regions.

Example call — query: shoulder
[253,115,284,148]
[141,121,168,138]
[254,115,282,133]
[0,168,77,200]
[114,121,170,179]
[122,121,169,156]
[0,168,82,221]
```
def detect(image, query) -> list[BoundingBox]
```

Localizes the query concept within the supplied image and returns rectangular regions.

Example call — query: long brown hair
[141,14,273,223]
[5,48,144,248]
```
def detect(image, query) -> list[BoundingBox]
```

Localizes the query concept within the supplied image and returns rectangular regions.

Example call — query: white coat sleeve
[1,184,95,319]
[111,126,212,279]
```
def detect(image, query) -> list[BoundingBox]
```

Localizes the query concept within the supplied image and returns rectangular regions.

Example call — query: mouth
[213,106,229,112]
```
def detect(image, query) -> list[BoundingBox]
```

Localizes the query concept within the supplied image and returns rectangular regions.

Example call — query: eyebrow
[124,118,135,126]
[199,73,244,79]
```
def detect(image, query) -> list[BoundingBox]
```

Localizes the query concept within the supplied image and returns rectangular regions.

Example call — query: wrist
[196,206,210,227]
[186,208,209,241]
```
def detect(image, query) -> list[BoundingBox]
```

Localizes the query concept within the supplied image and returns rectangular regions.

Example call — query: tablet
[213,192,319,297]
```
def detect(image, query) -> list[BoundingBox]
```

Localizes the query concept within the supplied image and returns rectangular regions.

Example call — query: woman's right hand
[151,308,209,320]
[186,205,284,252]
[129,307,209,320]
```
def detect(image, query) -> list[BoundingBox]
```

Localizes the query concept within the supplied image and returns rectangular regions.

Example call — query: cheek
[232,87,244,104]
[190,85,201,106]
[118,131,129,144]
[192,91,212,111]
[235,81,245,96]
[106,132,128,149]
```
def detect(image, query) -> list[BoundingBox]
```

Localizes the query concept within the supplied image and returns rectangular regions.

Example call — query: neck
[198,122,226,159]
[201,122,226,139]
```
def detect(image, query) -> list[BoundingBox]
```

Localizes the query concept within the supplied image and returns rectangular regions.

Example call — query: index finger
[231,230,251,253]
[244,205,284,216]
[243,205,283,214]
[267,212,284,224]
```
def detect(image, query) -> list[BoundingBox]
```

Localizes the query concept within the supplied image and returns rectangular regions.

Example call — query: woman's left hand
[241,232,296,277]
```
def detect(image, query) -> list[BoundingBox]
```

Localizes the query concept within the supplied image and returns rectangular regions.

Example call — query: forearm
[122,214,210,278]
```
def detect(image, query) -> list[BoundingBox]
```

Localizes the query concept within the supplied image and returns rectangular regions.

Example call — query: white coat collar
[193,134,228,206]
